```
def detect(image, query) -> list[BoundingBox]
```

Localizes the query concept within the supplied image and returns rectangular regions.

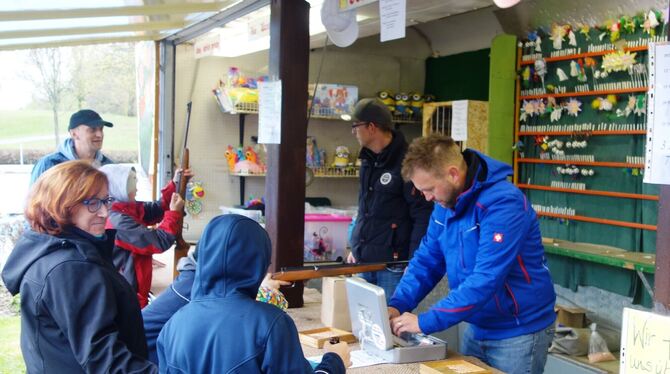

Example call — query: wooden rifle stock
[173,102,193,277]
[271,261,408,282]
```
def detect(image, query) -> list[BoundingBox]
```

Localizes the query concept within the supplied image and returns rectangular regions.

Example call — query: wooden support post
[265,0,309,308]
[654,185,670,312]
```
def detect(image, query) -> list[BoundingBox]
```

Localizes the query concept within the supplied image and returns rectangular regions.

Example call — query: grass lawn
[0,316,24,374]
[0,109,138,152]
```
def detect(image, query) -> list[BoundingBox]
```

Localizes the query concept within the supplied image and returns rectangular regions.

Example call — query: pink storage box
[304,214,352,261]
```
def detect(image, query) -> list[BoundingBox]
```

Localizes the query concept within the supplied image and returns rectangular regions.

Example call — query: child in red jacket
[101,164,190,307]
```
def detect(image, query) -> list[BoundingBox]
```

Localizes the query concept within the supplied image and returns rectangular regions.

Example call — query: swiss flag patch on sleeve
[493,233,504,243]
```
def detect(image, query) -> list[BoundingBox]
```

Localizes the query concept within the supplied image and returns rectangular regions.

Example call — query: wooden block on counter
[298,327,356,348]
[420,358,491,373]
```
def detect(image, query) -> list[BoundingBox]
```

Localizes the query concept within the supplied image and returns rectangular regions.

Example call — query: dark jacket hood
[191,214,271,300]
[1,228,113,295]
[453,150,513,213]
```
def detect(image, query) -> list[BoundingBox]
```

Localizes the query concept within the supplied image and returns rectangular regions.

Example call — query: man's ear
[68,128,77,139]
[446,165,461,184]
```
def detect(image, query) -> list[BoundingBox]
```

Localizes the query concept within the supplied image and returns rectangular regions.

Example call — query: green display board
[514,16,666,306]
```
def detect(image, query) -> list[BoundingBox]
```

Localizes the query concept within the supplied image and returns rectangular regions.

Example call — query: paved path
[0,133,68,145]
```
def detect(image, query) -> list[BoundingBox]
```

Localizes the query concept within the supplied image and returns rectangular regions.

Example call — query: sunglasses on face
[351,121,369,129]
[81,196,115,213]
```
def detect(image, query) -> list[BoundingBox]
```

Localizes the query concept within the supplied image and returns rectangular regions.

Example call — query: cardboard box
[321,276,352,331]
[308,83,358,117]
[555,304,588,328]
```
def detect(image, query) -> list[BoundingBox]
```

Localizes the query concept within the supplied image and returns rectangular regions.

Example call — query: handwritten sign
[258,80,282,144]
[644,42,670,185]
[451,100,469,141]
[620,308,670,373]
[379,0,405,42]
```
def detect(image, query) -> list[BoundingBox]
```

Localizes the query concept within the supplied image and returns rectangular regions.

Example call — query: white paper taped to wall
[644,42,670,185]
[258,80,282,144]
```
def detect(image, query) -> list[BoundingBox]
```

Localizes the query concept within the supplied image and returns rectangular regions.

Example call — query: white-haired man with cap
[30,109,114,184]
[347,98,433,302]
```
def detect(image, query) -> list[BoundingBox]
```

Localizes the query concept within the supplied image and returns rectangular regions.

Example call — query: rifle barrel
[271,261,407,282]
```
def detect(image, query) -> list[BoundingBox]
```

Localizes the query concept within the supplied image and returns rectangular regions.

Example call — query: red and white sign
[493,233,504,243]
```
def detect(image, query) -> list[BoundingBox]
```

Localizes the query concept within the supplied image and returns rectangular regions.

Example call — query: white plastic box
[304,213,351,262]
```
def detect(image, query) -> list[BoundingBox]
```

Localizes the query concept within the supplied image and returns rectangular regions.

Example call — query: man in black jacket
[347,98,433,301]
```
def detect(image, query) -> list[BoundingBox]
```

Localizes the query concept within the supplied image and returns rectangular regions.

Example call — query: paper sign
[379,0,405,42]
[451,100,469,141]
[308,349,389,369]
[620,308,670,373]
[644,42,670,185]
[258,80,282,144]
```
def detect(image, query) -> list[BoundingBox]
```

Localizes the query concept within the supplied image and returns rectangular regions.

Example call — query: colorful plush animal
[377,90,396,113]
[224,145,238,172]
[245,146,258,165]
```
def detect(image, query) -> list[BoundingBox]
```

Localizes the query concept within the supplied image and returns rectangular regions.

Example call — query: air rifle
[173,102,192,276]
[271,260,408,282]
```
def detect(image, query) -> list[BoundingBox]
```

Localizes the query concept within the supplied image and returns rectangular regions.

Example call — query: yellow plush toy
[409,92,424,120]
[377,90,396,113]
[331,146,350,168]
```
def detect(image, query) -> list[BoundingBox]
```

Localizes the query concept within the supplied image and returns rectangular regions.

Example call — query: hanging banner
[339,0,377,11]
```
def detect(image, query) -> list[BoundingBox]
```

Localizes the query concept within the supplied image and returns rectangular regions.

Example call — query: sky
[0,51,32,110]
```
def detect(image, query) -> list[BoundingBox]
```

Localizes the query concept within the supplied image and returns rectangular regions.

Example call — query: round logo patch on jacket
[380,172,392,185]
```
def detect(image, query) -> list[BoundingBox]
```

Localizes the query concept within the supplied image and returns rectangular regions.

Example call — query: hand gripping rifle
[173,102,192,277]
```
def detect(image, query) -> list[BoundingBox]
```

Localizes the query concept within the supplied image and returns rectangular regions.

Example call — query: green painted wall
[487,34,517,164]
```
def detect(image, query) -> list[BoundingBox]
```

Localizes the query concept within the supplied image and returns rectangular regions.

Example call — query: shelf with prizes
[225,137,360,178]
[376,90,434,124]
[513,9,665,243]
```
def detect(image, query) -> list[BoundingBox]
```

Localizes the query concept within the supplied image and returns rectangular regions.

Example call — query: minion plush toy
[376,90,395,113]
[409,92,424,120]
[394,92,412,118]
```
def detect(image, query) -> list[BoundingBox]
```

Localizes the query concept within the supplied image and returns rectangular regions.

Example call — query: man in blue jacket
[347,98,433,301]
[388,135,556,374]
[30,109,114,184]
[156,214,345,374]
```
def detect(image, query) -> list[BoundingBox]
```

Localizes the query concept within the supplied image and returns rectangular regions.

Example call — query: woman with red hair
[1,160,156,373]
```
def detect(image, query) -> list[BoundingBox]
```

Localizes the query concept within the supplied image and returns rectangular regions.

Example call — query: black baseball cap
[351,98,393,131]
[68,109,114,130]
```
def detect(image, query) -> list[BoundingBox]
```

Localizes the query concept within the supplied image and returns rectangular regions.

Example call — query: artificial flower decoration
[579,25,591,40]
[520,100,533,122]
[616,95,637,117]
[601,50,637,73]
[620,15,636,34]
[577,59,587,82]
[592,96,616,111]
[566,98,582,117]
[550,24,569,49]
[609,20,621,43]
[550,103,563,122]
[534,59,547,91]
[644,9,662,35]
[570,60,579,77]
[546,84,556,93]
[556,68,569,81]
[521,66,531,88]
[568,30,577,46]
[634,94,646,116]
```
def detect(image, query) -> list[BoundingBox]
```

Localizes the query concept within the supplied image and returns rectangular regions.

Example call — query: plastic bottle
[323,337,351,368]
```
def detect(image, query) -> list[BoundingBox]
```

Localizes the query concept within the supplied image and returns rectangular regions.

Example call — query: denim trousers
[360,266,404,303]
[460,324,555,374]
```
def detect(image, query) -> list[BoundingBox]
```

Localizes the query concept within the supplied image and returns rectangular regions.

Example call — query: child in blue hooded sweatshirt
[157,215,345,374]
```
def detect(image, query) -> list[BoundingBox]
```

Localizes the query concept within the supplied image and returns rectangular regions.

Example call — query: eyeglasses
[351,121,369,129]
[81,196,115,213]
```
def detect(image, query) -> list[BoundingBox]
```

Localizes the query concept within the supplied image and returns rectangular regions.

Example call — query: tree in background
[69,48,87,110]
[28,48,68,148]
